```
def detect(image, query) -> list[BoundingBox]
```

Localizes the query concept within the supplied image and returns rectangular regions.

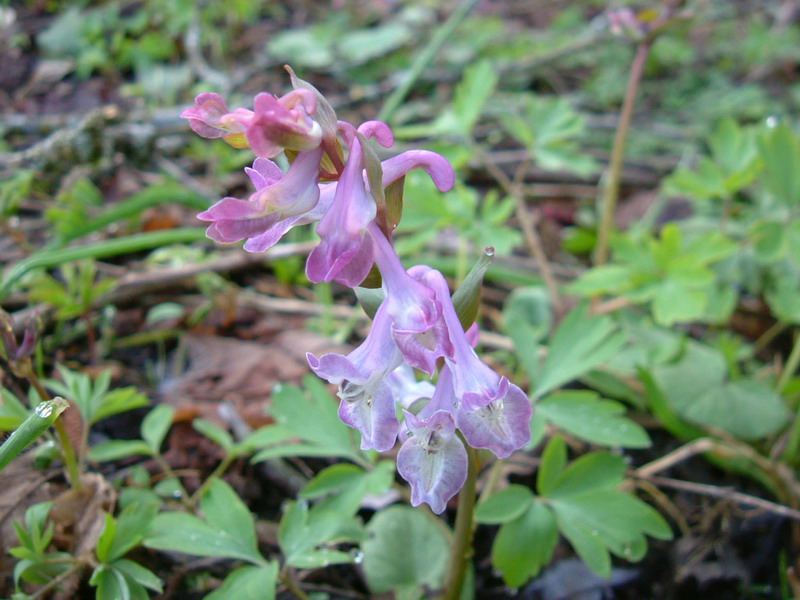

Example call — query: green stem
[190,453,236,508]
[0,397,69,472]
[778,330,800,464]
[777,328,800,394]
[477,459,505,505]
[378,0,481,123]
[443,444,479,600]
[280,565,311,600]
[593,41,651,266]
[27,372,82,490]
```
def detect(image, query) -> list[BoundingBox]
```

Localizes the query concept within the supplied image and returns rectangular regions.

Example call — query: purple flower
[245,89,322,158]
[386,363,436,410]
[397,408,467,514]
[306,120,456,287]
[306,303,403,452]
[426,269,532,457]
[306,132,378,286]
[197,147,323,252]
[370,225,441,336]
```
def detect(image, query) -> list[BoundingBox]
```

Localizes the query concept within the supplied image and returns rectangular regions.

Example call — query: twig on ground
[473,146,564,317]
[643,475,800,522]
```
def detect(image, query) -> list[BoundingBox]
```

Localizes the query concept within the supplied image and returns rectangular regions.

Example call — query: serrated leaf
[538,391,650,448]
[475,484,534,524]
[492,501,558,586]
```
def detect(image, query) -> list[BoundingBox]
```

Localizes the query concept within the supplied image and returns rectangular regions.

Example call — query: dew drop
[35,403,53,419]
[766,115,778,128]
[350,549,364,565]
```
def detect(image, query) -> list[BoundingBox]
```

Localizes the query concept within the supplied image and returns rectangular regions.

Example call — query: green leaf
[475,484,534,524]
[200,479,259,556]
[88,440,153,463]
[492,501,558,586]
[95,513,116,564]
[301,464,365,498]
[0,388,31,431]
[145,512,264,565]
[551,489,671,574]
[652,280,708,325]
[141,404,174,454]
[103,503,158,563]
[553,513,611,578]
[685,379,789,440]
[91,566,130,600]
[759,122,800,206]
[538,391,650,448]
[546,452,627,499]
[534,305,625,397]
[278,500,363,568]
[91,387,149,425]
[362,505,449,595]
[111,559,162,593]
[536,436,567,497]
[204,564,278,600]
[502,286,552,381]
[451,60,499,136]
[649,339,727,418]
[338,22,412,64]
[750,220,787,263]
[568,265,632,296]
[267,378,361,461]
[766,277,800,323]
[193,419,234,452]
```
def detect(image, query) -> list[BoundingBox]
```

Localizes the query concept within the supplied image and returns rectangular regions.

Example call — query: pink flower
[245,89,322,158]
[198,148,323,252]
[181,93,253,147]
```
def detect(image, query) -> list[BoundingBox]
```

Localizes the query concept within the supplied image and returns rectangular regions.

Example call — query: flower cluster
[184,68,532,513]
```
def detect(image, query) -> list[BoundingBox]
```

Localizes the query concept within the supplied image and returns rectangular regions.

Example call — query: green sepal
[451,247,495,331]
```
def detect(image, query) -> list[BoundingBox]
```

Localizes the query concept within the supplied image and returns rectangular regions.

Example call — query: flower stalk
[443,443,479,600]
